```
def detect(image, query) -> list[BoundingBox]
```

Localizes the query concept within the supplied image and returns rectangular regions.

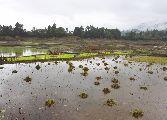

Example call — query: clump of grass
[164,77,167,81]
[148,71,153,74]
[113,66,117,69]
[0,67,4,69]
[96,76,102,80]
[80,71,88,77]
[115,71,119,74]
[106,99,117,107]
[146,63,153,67]
[129,77,135,81]
[111,83,120,89]
[104,67,110,71]
[78,65,83,68]
[68,67,73,72]
[124,64,128,67]
[0,108,6,113]
[112,78,119,83]
[24,76,32,82]
[102,88,111,94]
[12,70,18,73]
[80,67,89,77]
[68,62,75,73]
[35,64,41,70]
[131,109,144,118]
[82,67,89,72]
[163,67,167,71]
[96,63,100,66]
[104,62,108,66]
[45,98,55,107]
[79,92,88,99]
[127,56,167,64]
[94,81,100,85]
[140,86,148,90]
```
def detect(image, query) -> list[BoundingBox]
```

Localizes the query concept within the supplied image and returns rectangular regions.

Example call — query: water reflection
[0,46,46,57]
[23,49,45,56]
[0,56,167,120]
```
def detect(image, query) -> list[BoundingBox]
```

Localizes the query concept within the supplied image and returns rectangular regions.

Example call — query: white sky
[0,0,167,30]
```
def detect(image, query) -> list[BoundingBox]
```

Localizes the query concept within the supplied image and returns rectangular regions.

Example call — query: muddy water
[0,56,167,120]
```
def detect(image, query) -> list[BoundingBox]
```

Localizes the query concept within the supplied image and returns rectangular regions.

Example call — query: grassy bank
[0,51,131,64]
[127,56,167,64]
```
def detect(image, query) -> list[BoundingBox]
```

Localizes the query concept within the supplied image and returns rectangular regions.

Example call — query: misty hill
[133,21,167,31]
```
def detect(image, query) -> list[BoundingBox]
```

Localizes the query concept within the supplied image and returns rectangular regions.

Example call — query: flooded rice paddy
[0,56,167,120]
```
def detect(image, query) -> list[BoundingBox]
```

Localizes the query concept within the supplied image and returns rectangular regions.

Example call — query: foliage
[45,99,55,107]
[0,23,121,39]
[131,109,144,118]
[24,76,32,82]
[0,22,167,40]
[127,56,167,64]
[79,92,88,99]
[106,99,117,107]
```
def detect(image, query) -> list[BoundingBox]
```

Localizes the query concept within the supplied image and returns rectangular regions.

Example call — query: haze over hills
[132,21,167,31]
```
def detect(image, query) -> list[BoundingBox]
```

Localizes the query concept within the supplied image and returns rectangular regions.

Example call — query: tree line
[122,30,167,41]
[0,22,167,40]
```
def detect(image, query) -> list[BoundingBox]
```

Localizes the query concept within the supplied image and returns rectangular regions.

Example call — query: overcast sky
[0,0,167,30]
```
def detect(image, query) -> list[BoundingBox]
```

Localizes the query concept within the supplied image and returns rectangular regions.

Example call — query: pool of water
[0,56,167,120]
[0,46,47,57]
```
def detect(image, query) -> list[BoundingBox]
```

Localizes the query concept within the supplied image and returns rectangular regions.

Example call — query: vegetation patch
[124,63,128,67]
[113,66,117,69]
[12,70,18,73]
[129,77,135,81]
[79,92,88,99]
[112,78,119,84]
[96,76,102,80]
[148,71,153,74]
[68,62,75,73]
[104,67,110,71]
[24,76,32,82]
[106,99,117,107]
[127,56,167,64]
[35,64,41,70]
[82,67,89,72]
[104,62,108,66]
[163,67,167,71]
[0,67,4,69]
[94,81,100,85]
[111,83,120,89]
[131,109,144,118]
[2,50,133,64]
[96,63,100,66]
[140,86,148,90]
[115,71,119,74]
[164,77,167,81]
[102,88,111,94]
[80,72,88,77]
[45,98,55,107]
[78,65,83,68]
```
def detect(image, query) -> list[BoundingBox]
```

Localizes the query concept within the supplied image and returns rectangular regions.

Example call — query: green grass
[2,50,135,63]
[127,56,167,64]
[101,50,132,55]
[4,51,117,62]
